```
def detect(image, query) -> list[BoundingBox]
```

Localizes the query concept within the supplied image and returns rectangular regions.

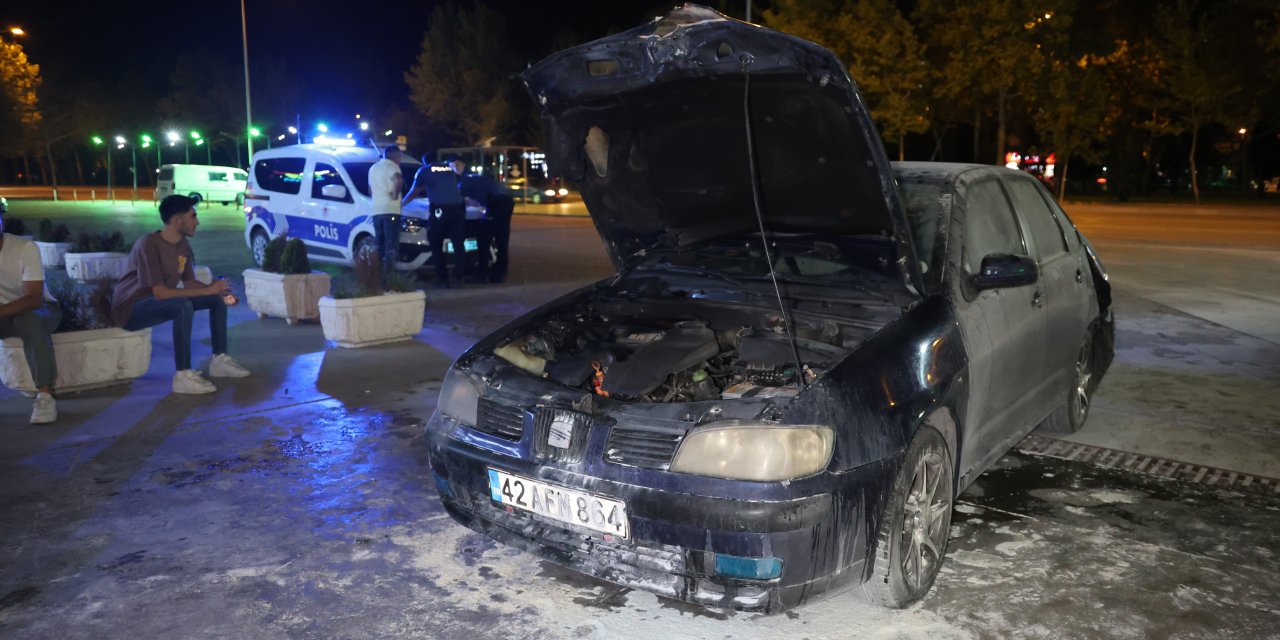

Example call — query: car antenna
[740,54,808,388]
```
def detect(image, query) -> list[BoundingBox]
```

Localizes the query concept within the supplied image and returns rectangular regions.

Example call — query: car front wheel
[861,426,954,608]
[250,229,269,268]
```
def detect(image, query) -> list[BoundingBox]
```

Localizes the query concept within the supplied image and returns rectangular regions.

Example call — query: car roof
[892,161,1027,185]
[251,144,420,166]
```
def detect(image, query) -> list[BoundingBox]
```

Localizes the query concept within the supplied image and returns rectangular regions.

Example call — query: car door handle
[1032,290,1044,308]
[1075,269,1085,284]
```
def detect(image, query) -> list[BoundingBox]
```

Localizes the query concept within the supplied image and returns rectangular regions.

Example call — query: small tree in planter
[65,231,131,283]
[243,236,332,325]
[319,251,425,348]
[0,280,151,394]
[34,219,72,268]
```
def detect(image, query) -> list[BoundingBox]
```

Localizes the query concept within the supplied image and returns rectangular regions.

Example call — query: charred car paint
[424,5,1113,613]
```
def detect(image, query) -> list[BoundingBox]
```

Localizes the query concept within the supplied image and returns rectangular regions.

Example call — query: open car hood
[522,4,921,290]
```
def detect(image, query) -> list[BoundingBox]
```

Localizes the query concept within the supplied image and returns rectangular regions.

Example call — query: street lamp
[141,134,159,181]
[114,135,139,202]
[249,126,269,150]
[190,130,211,164]
[91,135,114,202]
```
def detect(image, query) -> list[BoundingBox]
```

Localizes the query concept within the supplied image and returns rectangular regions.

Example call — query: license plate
[487,468,629,539]
[443,239,479,254]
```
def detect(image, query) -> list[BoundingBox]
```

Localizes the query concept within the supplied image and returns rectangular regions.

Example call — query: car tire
[235,193,245,208]
[354,234,378,265]
[250,229,270,268]
[1039,332,1094,435]
[860,426,954,608]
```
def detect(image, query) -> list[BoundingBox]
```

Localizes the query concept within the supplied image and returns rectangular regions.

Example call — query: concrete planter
[318,290,425,348]
[0,327,152,394]
[65,252,129,283]
[35,241,72,268]
[244,268,332,325]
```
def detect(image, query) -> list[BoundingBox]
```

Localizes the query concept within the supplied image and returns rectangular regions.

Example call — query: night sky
[7,1,692,134]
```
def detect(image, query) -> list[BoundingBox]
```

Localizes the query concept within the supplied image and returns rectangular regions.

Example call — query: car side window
[1034,186,1081,252]
[962,179,1024,276]
[312,163,354,203]
[1005,178,1068,260]
[254,157,305,195]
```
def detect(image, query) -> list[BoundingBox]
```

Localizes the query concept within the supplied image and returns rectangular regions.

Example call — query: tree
[765,0,930,160]
[0,38,43,176]
[1150,0,1240,203]
[917,0,1070,164]
[1032,51,1112,200]
[404,1,521,146]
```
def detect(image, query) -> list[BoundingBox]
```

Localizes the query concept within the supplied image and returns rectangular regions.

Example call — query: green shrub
[279,238,311,275]
[261,235,287,273]
[47,279,115,332]
[36,219,70,243]
[67,231,128,253]
[330,251,418,299]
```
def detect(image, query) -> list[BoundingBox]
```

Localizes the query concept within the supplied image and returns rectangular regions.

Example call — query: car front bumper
[425,410,895,613]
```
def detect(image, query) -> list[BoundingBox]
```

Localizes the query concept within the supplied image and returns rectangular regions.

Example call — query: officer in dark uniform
[405,154,467,288]
[460,173,514,283]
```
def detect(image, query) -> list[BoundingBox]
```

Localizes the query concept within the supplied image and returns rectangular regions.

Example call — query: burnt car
[424,5,1113,613]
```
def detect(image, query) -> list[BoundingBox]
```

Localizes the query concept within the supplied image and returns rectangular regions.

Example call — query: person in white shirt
[0,210,61,424]
[368,145,404,270]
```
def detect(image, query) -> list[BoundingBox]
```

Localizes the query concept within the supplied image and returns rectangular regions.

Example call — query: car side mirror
[973,254,1038,290]
[321,184,347,200]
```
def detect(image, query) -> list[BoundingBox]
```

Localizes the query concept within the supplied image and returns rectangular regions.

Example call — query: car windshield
[630,235,898,293]
[896,179,948,280]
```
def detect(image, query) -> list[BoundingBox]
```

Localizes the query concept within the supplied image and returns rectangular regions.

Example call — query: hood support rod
[741,55,807,388]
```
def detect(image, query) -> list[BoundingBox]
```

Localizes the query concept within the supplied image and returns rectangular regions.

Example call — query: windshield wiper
[632,264,743,286]
[743,272,893,303]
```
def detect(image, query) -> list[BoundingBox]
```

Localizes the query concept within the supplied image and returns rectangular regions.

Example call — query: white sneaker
[173,369,217,394]
[209,354,251,378]
[30,392,57,424]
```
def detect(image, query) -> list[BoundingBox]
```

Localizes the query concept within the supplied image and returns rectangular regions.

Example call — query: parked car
[155,164,248,206]
[424,5,1114,613]
[243,144,486,271]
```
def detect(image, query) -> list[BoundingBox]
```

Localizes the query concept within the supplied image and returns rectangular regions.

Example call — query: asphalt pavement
[1,200,1278,638]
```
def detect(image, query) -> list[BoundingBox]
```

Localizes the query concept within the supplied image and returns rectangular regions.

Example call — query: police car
[244,143,480,270]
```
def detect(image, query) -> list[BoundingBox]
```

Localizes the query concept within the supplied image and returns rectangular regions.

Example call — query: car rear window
[159,168,174,181]
[254,158,305,195]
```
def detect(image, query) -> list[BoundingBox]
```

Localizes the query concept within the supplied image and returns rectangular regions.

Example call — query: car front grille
[605,424,687,470]
[474,397,526,441]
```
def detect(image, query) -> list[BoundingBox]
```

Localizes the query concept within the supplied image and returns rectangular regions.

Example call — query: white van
[156,164,249,206]
[244,143,473,271]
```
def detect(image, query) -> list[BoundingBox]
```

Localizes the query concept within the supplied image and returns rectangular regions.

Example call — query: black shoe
[466,271,490,284]
[433,278,452,289]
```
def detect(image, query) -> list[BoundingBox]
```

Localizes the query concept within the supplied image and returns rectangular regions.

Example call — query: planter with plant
[243,236,332,325]
[33,219,72,268]
[318,251,424,348]
[65,231,130,283]
[0,281,151,394]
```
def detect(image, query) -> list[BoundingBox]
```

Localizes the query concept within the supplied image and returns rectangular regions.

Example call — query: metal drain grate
[1016,435,1280,496]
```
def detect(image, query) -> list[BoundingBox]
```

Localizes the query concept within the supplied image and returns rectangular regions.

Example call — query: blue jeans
[0,303,61,388]
[124,295,226,371]
[373,214,401,270]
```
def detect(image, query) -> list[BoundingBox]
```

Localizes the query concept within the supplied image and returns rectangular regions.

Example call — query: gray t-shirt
[111,232,196,327]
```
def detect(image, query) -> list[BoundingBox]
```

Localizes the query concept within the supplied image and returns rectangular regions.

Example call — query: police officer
[404,154,467,288]
[460,172,514,283]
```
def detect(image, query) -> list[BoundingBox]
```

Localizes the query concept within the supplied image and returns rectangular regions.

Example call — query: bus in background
[434,146,570,204]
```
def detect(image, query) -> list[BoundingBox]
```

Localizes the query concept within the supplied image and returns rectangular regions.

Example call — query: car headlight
[438,366,483,426]
[543,189,556,197]
[400,217,424,233]
[669,422,834,481]
[557,188,568,196]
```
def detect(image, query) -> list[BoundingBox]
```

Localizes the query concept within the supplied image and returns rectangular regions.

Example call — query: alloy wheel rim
[1074,344,1092,424]
[898,449,951,591]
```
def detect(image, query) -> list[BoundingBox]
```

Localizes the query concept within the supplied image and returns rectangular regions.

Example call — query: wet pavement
[1,203,1279,638]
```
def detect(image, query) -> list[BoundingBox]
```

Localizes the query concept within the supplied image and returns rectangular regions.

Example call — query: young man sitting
[0,209,61,423]
[111,195,250,394]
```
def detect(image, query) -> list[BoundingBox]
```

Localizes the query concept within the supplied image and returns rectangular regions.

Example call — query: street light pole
[241,0,254,168]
